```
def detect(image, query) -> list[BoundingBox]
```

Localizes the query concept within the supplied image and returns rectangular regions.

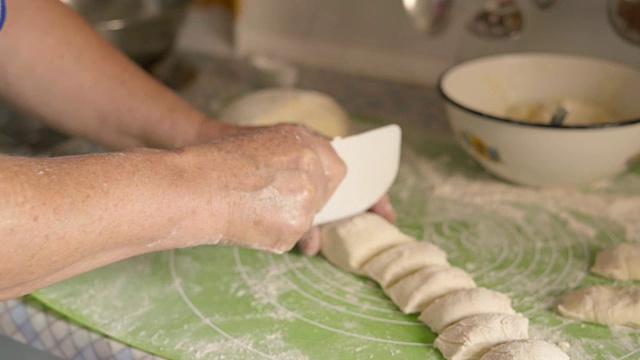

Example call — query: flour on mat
[403,150,640,242]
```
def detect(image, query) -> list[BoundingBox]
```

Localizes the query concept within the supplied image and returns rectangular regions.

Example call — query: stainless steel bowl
[62,0,191,66]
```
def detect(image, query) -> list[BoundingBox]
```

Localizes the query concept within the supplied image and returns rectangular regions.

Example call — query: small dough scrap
[320,213,415,274]
[591,243,640,280]
[384,265,476,314]
[435,313,529,360]
[479,340,569,360]
[219,88,351,137]
[362,241,449,287]
[419,288,516,333]
[558,285,640,327]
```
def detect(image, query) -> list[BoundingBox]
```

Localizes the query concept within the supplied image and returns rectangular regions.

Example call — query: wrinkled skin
[183,123,348,253]
[196,121,397,256]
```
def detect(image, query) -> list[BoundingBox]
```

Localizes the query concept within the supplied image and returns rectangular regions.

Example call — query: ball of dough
[557,285,640,327]
[362,241,449,287]
[479,340,569,360]
[320,213,415,274]
[419,288,516,333]
[435,313,529,360]
[219,88,351,137]
[591,243,640,281]
[384,265,476,314]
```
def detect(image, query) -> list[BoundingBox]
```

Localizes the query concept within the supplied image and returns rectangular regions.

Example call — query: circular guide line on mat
[292,256,405,312]
[468,218,527,279]
[299,256,394,304]
[168,250,277,360]
[233,248,431,347]
[281,254,422,325]
[519,213,590,310]
[492,218,556,291]
[617,347,640,360]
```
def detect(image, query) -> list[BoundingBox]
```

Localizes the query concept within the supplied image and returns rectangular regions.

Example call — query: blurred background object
[609,0,640,46]
[234,0,640,86]
[402,0,453,34]
[61,0,192,67]
[58,1,640,86]
[467,0,523,39]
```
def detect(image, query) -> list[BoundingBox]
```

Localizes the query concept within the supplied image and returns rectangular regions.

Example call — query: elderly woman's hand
[179,123,347,253]
[192,120,397,256]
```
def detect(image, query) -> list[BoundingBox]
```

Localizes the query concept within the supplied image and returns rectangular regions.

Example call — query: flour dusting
[392,145,640,359]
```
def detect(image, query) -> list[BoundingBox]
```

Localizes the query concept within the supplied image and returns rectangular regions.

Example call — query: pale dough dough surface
[419,288,516,333]
[219,88,351,137]
[384,265,476,314]
[479,340,570,360]
[434,313,529,360]
[591,243,640,281]
[558,285,640,327]
[362,241,448,287]
[320,213,414,274]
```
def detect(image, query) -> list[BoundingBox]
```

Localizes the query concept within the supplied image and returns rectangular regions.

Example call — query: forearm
[0,125,344,300]
[0,150,224,299]
[0,0,214,149]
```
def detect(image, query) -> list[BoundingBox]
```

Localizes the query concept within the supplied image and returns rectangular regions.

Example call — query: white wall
[235,0,640,85]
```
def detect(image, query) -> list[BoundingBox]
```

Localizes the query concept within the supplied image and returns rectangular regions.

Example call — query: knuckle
[297,147,321,172]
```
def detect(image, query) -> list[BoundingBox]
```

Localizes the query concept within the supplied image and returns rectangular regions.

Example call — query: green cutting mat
[33,121,640,360]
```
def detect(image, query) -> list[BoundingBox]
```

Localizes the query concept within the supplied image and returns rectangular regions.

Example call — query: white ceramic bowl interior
[439,53,640,187]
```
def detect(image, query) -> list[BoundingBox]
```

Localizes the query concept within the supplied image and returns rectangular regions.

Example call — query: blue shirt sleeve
[0,0,6,32]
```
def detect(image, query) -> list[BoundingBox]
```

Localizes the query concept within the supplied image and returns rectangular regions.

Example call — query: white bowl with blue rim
[438,52,640,187]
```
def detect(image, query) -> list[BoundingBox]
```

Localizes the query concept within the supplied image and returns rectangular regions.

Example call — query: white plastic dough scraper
[313,124,402,225]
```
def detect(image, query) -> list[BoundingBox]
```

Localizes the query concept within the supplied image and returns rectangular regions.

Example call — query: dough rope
[321,212,570,359]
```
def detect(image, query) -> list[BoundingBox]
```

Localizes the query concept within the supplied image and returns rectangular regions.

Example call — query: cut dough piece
[320,213,415,274]
[435,313,529,360]
[219,88,351,137]
[419,288,516,333]
[384,265,476,314]
[479,340,569,360]
[362,241,449,287]
[591,243,640,280]
[558,285,640,327]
